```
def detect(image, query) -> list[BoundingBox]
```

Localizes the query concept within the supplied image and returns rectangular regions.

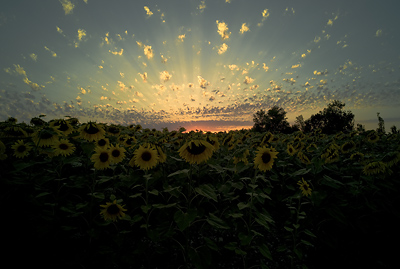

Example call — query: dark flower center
[112,149,120,158]
[342,142,354,152]
[108,127,119,134]
[107,204,120,215]
[97,139,107,147]
[17,145,26,153]
[100,152,109,162]
[261,152,271,164]
[40,132,53,139]
[55,121,69,132]
[187,143,206,155]
[85,124,100,134]
[59,143,69,150]
[141,151,152,161]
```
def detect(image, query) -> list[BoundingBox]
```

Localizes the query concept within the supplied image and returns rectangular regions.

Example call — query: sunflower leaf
[195,184,218,202]
[259,244,273,260]
[168,169,190,177]
[206,213,229,229]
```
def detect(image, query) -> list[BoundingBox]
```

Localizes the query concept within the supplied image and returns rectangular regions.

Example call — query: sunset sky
[1,0,399,132]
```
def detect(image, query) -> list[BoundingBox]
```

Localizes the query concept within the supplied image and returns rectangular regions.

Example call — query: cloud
[239,23,250,34]
[217,43,228,54]
[198,1,206,12]
[109,48,123,55]
[139,72,148,82]
[44,46,57,57]
[144,6,153,16]
[60,0,75,15]
[160,71,172,82]
[177,34,186,42]
[244,76,254,85]
[74,29,87,47]
[376,29,383,37]
[216,20,231,40]
[198,76,209,89]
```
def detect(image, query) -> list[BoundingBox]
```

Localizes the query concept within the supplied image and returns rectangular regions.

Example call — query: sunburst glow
[1,0,399,131]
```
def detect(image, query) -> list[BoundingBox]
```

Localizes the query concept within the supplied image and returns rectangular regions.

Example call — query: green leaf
[239,232,252,246]
[204,237,218,251]
[195,184,218,202]
[88,192,105,200]
[284,226,294,232]
[174,209,197,231]
[321,175,344,189]
[168,169,190,177]
[301,239,314,247]
[152,203,177,209]
[129,193,142,198]
[148,189,159,196]
[290,168,311,177]
[259,244,273,260]
[206,213,229,229]
[141,205,152,214]
[237,202,250,210]
[228,213,243,218]
[35,192,51,198]
[304,229,317,238]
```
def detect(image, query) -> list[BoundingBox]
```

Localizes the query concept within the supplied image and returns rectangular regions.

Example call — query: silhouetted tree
[376,112,385,134]
[252,106,291,133]
[304,100,354,134]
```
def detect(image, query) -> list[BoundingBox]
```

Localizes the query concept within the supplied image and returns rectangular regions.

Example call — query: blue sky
[1,0,399,132]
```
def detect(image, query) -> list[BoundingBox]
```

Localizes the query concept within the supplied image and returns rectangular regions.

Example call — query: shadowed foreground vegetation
[1,115,400,268]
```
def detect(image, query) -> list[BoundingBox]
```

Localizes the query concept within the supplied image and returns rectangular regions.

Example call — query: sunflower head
[341,140,356,153]
[91,147,112,170]
[297,178,312,197]
[109,144,126,164]
[32,127,60,147]
[100,200,128,222]
[50,119,74,135]
[52,139,76,157]
[287,143,297,156]
[363,161,389,176]
[178,139,214,164]
[79,122,105,141]
[254,146,279,172]
[11,140,32,159]
[130,144,159,170]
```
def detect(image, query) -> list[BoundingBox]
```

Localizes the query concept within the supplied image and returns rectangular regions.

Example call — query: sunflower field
[1,117,400,268]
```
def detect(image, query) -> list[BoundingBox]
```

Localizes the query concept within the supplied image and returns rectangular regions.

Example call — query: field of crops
[1,117,399,268]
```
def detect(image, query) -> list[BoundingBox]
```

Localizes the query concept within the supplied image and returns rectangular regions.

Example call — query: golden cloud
[144,6,153,16]
[60,0,74,15]
[218,43,228,54]
[239,23,250,34]
[216,20,231,40]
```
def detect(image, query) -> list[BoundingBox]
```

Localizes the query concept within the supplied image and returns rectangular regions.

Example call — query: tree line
[252,100,398,134]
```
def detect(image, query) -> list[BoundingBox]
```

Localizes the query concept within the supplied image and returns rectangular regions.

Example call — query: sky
[1,0,399,132]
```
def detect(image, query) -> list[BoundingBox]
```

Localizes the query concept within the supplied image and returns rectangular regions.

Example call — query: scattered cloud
[60,0,74,15]
[139,72,148,83]
[198,1,206,12]
[160,71,172,82]
[44,46,57,57]
[217,43,228,54]
[376,29,383,37]
[109,48,123,55]
[29,53,37,61]
[216,20,231,40]
[144,6,153,17]
[239,23,250,34]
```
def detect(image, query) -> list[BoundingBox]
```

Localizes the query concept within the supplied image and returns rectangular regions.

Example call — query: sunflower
[366,132,379,143]
[254,146,279,172]
[321,148,340,164]
[100,200,127,222]
[32,127,60,147]
[109,144,126,164]
[383,151,400,168]
[130,145,159,170]
[297,178,312,197]
[297,151,311,165]
[286,143,297,156]
[52,139,76,157]
[11,140,32,159]
[94,137,110,149]
[178,139,214,165]
[78,122,105,141]
[362,161,388,176]
[91,147,112,170]
[233,148,250,165]
[306,143,318,152]
[0,140,7,160]
[49,119,74,135]
[261,132,274,144]
[341,141,356,154]
[106,125,121,136]
[350,152,364,162]
[206,135,220,151]
[156,145,167,163]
